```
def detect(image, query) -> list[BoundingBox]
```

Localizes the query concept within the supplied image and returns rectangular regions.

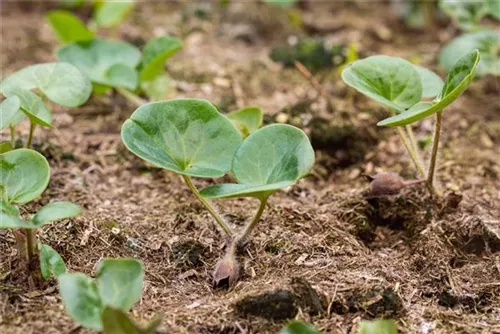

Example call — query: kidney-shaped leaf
[228,107,263,137]
[32,201,81,227]
[140,36,183,82]
[45,10,95,44]
[0,96,21,130]
[342,55,423,112]
[414,65,444,98]
[379,50,480,127]
[2,87,52,127]
[1,62,92,107]
[39,243,67,280]
[280,321,322,334]
[200,124,315,199]
[57,39,141,90]
[440,30,500,77]
[121,99,243,178]
[0,149,50,204]
[59,273,104,330]
[96,258,144,311]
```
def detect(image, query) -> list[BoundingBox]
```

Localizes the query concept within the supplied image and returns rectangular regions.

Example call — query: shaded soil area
[1,1,499,334]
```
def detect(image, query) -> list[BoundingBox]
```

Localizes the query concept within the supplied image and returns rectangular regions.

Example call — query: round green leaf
[280,321,322,334]
[32,201,81,227]
[140,36,183,82]
[440,30,500,77]
[0,96,21,130]
[45,10,95,44]
[342,55,423,112]
[59,273,104,330]
[94,1,134,28]
[57,39,141,90]
[414,65,444,98]
[0,149,50,204]
[121,99,243,178]
[200,124,315,199]
[379,50,480,127]
[227,107,263,137]
[359,319,398,334]
[1,62,92,107]
[3,88,52,127]
[39,243,67,280]
[96,258,144,311]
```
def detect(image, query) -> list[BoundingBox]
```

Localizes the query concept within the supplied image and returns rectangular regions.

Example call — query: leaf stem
[396,126,426,178]
[10,125,15,147]
[427,111,442,194]
[26,122,36,148]
[115,87,147,107]
[239,197,268,242]
[182,175,232,237]
[25,228,36,265]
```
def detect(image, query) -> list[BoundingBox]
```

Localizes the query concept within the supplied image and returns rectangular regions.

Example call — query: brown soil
[1,1,499,334]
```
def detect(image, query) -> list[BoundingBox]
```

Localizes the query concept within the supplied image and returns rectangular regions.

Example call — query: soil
[1,1,499,334]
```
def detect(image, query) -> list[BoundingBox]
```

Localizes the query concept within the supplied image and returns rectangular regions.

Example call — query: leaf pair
[0,62,92,128]
[121,99,314,200]
[342,50,480,126]
[58,258,155,332]
[56,36,183,99]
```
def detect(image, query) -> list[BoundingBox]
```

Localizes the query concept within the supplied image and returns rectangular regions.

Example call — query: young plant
[121,99,314,286]
[440,30,499,77]
[58,258,162,333]
[0,62,92,148]
[439,0,500,31]
[342,50,480,195]
[0,149,81,279]
[227,106,263,137]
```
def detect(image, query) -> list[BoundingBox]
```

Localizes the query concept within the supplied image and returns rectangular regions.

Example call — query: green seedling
[0,62,92,148]
[0,149,81,279]
[58,258,162,333]
[440,0,500,31]
[440,30,499,77]
[121,99,314,286]
[227,107,263,137]
[342,50,480,195]
[280,319,398,334]
[55,36,182,103]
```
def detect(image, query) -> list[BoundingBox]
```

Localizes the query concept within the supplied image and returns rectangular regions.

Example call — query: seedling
[121,99,314,286]
[439,0,500,32]
[280,319,398,334]
[342,50,480,195]
[58,258,162,333]
[0,62,92,148]
[0,149,81,279]
[227,107,263,137]
[440,30,499,77]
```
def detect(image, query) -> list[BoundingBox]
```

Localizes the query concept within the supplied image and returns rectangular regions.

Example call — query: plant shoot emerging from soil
[58,258,162,333]
[342,50,480,195]
[0,62,91,148]
[0,149,81,280]
[121,98,314,286]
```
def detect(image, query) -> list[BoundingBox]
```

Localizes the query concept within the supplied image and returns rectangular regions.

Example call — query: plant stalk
[427,111,442,193]
[10,125,16,147]
[25,228,36,264]
[182,175,232,237]
[396,126,426,178]
[116,87,147,107]
[26,122,35,148]
[239,197,268,242]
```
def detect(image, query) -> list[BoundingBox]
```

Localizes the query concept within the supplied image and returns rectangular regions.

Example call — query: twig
[293,60,326,97]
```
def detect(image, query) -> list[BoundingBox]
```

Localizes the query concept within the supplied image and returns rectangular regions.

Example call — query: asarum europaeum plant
[58,258,162,333]
[342,49,480,195]
[0,62,92,149]
[121,99,315,286]
[440,30,499,77]
[0,149,81,279]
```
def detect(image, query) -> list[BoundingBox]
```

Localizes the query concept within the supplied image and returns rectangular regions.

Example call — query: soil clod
[170,240,209,270]
[234,290,298,320]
